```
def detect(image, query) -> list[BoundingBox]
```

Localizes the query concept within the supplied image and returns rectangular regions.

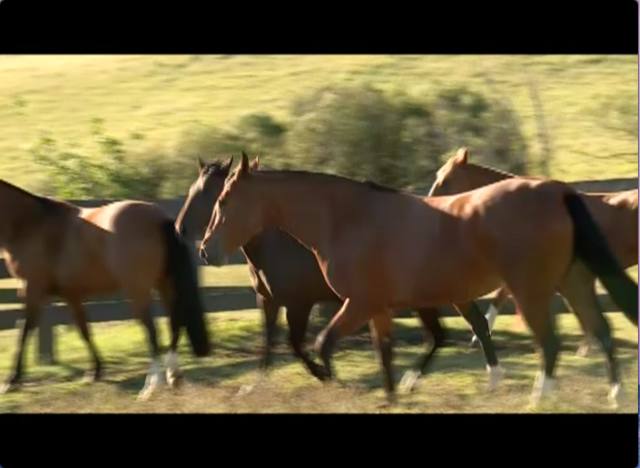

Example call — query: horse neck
[0,183,77,249]
[252,175,341,256]
[0,184,46,246]
[464,164,515,188]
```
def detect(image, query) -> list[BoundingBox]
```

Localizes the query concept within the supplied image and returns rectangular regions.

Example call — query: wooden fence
[0,177,635,363]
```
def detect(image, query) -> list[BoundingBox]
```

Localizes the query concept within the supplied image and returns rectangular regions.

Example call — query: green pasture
[0,55,636,193]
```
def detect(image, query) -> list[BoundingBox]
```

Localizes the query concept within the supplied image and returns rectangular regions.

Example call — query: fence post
[38,312,55,365]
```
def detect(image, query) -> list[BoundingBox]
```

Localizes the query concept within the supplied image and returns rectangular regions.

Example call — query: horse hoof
[399,370,421,394]
[607,383,623,409]
[487,365,505,392]
[81,371,101,385]
[469,336,480,349]
[166,370,184,389]
[137,374,162,401]
[137,384,157,401]
[0,381,21,394]
[576,343,592,358]
[309,368,327,382]
[236,384,256,397]
[529,372,555,408]
[310,363,332,382]
[379,394,398,409]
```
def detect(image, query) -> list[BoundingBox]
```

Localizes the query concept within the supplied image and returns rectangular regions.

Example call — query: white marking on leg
[576,335,596,358]
[137,357,164,401]
[165,350,181,388]
[608,382,623,409]
[485,304,499,331]
[529,371,556,406]
[399,370,421,394]
[469,334,480,347]
[486,364,505,391]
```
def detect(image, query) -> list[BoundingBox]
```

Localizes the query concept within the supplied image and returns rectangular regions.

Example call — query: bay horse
[429,148,638,355]
[200,152,636,406]
[175,157,446,384]
[0,180,210,400]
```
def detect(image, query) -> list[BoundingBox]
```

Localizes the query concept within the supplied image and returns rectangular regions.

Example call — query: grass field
[0,55,637,193]
[0,295,636,412]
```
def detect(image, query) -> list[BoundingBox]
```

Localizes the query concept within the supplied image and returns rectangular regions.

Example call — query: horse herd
[0,148,637,409]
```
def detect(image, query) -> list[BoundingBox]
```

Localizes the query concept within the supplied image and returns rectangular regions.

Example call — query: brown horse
[200,153,636,406]
[0,180,210,400]
[175,157,446,384]
[429,148,638,355]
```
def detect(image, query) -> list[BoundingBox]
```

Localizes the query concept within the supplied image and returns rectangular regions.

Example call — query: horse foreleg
[470,288,509,348]
[68,299,103,383]
[313,297,371,383]
[157,280,184,389]
[456,301,504,391]
[285,302,329,381]
[257,294,280,372]
[1,293,44,394]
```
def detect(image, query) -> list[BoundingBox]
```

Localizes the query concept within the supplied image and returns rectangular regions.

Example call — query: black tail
[161,220,211,356]
[564,192,638,326]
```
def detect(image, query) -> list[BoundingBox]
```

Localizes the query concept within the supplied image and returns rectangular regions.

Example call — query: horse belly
[389,259,499,309]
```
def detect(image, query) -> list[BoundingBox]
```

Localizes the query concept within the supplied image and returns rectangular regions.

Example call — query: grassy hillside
[0,55,636,194]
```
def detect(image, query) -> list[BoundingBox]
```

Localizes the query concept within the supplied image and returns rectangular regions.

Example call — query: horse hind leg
[157,279,183,390]
[369,311,396,405]
[130,293,165,401]
[511,293,560,408]
[399,307,445,394]
[68,299,103,383]
[559,263,622,407]
[558,263,600,358]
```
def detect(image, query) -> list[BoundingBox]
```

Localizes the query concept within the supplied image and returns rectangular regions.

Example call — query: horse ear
[222,156,234,174]
[250,156,260,171]
[453,147,469,165]
[197,157,205,171]
[239,151,250,175]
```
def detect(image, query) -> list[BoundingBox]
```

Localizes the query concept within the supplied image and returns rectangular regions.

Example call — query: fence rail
[0,176,635,362]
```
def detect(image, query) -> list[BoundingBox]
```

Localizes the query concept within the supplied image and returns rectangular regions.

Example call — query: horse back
[53,201,169,297]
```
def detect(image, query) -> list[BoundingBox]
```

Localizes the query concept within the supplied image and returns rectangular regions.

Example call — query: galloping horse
[429,148,638,354]
[176,157,446,382]
[201,153,636,406]
[0,180,210,400]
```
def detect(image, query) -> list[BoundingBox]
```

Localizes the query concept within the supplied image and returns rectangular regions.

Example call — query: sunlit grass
[0,309,635,413]
[0,55,636,193]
